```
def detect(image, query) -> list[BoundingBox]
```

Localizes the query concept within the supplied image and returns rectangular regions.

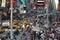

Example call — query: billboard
[37,0,45,10]
[20,0,26,4]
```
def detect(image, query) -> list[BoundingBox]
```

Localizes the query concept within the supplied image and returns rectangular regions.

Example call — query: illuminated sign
[1,0,6,7]
[20,0,26,4]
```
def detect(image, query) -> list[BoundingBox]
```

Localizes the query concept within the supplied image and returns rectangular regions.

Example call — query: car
[23,20,30,26]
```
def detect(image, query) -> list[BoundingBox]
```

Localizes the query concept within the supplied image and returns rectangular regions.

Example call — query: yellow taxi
[23,20,30,26]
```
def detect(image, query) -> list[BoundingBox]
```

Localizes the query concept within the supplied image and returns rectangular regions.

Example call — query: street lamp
[46,0,49,27]
[10,0,13,40]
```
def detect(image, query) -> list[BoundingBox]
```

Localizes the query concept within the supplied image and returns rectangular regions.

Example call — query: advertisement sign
[1,0,6,7]
[20,0,26,4]
[37,0,45,10]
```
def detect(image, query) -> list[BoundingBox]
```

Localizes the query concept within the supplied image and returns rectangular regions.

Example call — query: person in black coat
[38,32,41,40]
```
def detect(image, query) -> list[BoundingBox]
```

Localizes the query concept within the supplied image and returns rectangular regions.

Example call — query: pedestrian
[33,31,36,40]
[30,34,34,40]
[55,26,60,40]
[14,29,19,35]
[49,30,55,40]
[45,30,50,40]
[21,33,27,40]
[30,31,34,40]
[14,35,16,40]
[38,32,41,40]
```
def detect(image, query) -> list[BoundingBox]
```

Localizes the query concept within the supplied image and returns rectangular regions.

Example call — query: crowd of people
[0,19,60,40]
[19,22,60,40]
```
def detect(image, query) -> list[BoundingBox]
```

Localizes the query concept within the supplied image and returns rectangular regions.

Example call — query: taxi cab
[23,20,30,26]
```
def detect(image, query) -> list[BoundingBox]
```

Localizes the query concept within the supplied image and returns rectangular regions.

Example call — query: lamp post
[0,11,2,28]
[10,0,13,40]
[46,0,49,26]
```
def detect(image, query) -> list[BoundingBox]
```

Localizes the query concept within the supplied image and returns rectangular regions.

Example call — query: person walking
[21,33,27,40]
[38,32,42,40]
